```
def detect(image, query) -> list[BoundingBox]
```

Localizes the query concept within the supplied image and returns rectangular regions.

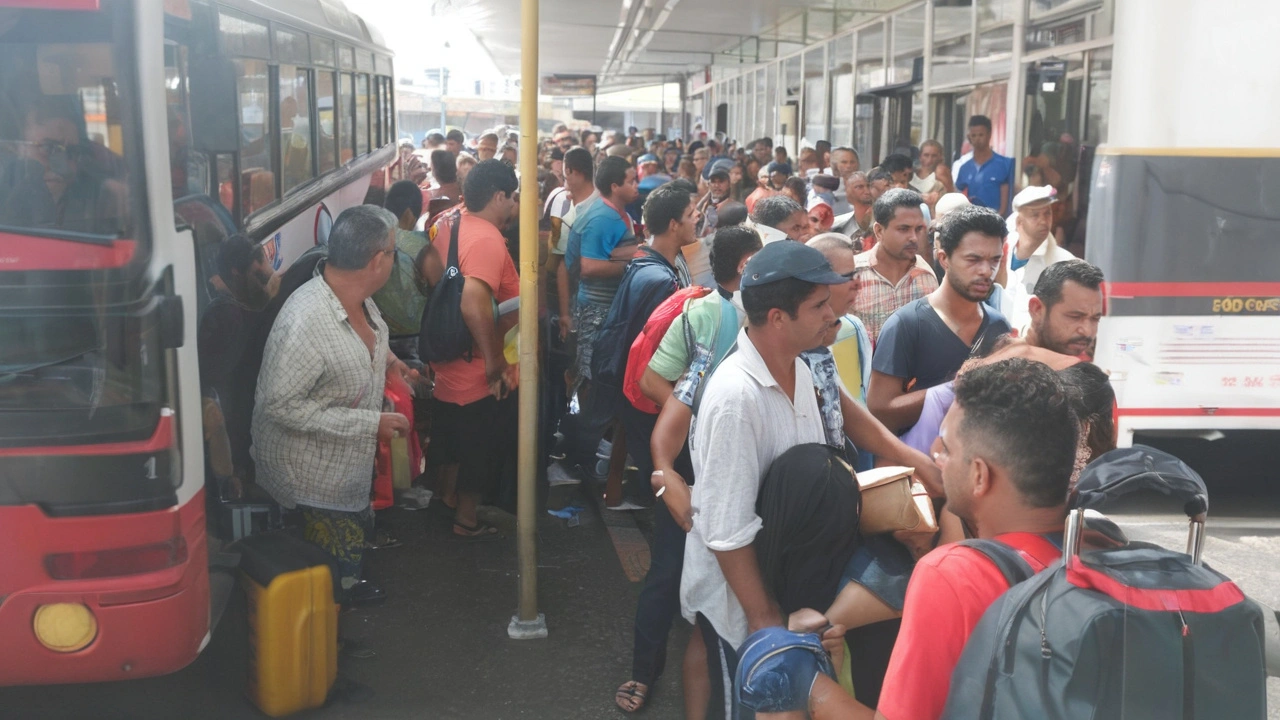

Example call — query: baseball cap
[708,159,734,180]
[637,153,659,164]
[741,240,849,289]
[1012,185,1058,210]
[767,162,793,177]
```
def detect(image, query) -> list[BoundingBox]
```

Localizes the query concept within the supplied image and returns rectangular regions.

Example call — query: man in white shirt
[749,194,811,244]
[909,140,952,209]
[828,147,861,215]
[681,240,848,719]
[997,185,1074,332]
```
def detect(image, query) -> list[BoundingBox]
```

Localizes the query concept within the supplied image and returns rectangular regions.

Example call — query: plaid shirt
[252,273,388,512]
[851,249,939,344]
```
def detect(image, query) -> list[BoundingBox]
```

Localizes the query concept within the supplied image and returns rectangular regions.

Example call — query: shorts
[572,302,610,385]
[430,394,517,498]
[839,534,916,612]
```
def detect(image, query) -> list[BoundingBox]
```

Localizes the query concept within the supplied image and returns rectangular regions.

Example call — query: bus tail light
[45,537,188,580]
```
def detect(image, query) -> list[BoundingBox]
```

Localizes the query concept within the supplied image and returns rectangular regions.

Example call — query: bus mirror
[159,295,185,350]
[189,59,238,154]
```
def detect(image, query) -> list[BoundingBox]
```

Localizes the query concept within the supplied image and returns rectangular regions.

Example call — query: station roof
[429,0,913,91]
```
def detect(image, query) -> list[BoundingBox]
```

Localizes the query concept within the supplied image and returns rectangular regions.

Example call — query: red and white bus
[1088,0,1280,447]
[0,0,396,685]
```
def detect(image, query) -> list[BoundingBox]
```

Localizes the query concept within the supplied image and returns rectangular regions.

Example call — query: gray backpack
[941,446,1268,720]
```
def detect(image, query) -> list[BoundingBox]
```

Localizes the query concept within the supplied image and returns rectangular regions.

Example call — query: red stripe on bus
[0,232,136,270]
[1114,408,1280,418]
[0,414,173,457]
[1106,282,1280,297]
[1067,560,1245,614]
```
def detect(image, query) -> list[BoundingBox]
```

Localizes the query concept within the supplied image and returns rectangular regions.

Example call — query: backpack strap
[446,210,462,270]
[960,539,1036,587]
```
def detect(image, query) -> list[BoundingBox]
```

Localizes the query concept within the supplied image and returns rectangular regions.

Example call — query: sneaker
[547,462,581,486]
[397,487,434,510]
[605,498,649,512]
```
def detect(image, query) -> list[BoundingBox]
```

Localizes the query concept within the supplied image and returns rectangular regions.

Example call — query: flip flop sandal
[452,520,501,542]
[614,681,648,713]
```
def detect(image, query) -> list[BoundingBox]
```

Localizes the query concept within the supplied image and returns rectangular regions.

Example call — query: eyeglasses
[9,139,83,175]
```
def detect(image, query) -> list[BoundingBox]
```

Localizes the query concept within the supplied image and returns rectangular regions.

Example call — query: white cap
[1012,185,1058,210]
[935,192,971,219]
[806,196,832,213]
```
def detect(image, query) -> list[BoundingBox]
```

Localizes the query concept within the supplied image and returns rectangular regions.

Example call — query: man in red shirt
[787,357,1079,720]
[429,160,521,539]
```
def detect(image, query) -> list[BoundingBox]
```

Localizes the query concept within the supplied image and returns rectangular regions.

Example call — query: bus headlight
[33,603,98,653]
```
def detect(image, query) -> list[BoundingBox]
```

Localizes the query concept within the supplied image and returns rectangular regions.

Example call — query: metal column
[509,0,547,641]
[922,0,934,141]
[1006,0,1029,175]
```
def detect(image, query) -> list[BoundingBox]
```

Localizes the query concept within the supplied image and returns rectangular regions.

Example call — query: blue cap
[740,240,849,289]
[767,161,793,177]
[637,153,659,164]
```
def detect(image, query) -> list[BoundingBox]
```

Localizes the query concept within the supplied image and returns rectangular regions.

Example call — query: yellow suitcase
[237,532,339,717]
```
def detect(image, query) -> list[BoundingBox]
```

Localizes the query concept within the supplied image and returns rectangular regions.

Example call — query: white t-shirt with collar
[680,327,827,649]
[1000,232,1076,332]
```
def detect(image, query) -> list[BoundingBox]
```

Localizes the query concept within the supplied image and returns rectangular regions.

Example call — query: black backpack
[941,446,1268,720]
[419,212,472,364]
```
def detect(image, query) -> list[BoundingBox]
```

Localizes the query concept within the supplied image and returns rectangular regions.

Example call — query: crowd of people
[199,116,1111,718]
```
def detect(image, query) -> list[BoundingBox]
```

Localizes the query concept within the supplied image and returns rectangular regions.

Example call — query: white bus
[1087,0,1280,447]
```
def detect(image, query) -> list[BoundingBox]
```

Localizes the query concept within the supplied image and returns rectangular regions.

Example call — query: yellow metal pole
[509,0,546,640]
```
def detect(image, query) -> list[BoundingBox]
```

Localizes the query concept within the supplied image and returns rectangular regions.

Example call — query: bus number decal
[1212,297,1280,313]
[143,456,158,480]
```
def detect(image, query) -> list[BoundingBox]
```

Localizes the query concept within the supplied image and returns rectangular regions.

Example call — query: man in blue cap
[697,159,737,236]
[631,153,671,230]
[679,240,848,719]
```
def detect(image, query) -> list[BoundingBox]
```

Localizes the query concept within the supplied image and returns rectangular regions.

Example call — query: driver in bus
[0,94,129,236]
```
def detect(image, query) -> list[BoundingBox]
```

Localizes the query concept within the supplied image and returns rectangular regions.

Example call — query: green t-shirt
[371,228,429,336]
[649,291,745,408]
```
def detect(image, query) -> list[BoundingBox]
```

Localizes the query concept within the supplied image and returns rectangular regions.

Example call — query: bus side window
[278,65,314,193]
[233,58,276,219]
[317,71,338,174]
[339,72,355,164]
[355,73,370,156]
[165,42,206,201]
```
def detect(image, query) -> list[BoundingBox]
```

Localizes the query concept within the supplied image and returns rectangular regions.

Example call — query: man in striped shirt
[850,188,938,344]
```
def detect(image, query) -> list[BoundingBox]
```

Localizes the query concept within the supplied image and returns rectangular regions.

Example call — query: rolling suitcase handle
[1071,445,1209,565]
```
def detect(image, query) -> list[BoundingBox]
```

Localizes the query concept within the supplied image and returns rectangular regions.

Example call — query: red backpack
[623,285,712,414]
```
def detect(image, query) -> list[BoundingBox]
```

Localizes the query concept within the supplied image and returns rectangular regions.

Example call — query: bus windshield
[0,3,159,449]
[1087,153,1280,284]
[0,3,139,244]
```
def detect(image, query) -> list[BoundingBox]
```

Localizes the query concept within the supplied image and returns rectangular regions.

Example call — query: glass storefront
[688,0,1114,238]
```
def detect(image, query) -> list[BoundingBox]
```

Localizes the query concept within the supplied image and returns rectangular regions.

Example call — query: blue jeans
[624,402,696,685]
